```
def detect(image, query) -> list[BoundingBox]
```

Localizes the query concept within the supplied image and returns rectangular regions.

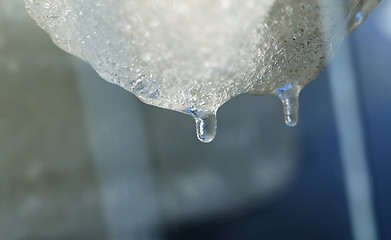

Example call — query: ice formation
[25,0,380,143]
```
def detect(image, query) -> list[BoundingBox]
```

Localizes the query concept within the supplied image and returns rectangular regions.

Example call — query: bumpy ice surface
[25,0,380,142]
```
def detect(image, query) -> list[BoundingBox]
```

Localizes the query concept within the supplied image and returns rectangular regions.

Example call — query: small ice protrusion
[188,108,217,143]
[275,83,301,127]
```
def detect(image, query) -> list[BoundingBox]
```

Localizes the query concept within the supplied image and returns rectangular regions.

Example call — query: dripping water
[188,108,217,143]
[274,83,301,126]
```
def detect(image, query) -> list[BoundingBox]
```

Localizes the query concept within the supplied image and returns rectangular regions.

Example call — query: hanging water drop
[275,83,301,127]
[188,108,217,143]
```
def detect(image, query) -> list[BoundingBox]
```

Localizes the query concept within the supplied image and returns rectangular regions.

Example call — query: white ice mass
[25,0,380,142]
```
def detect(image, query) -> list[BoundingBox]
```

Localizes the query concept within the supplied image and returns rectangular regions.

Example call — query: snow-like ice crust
[25,0,380,142]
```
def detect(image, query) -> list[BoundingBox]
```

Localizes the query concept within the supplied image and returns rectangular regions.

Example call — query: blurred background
[0,1,390,240]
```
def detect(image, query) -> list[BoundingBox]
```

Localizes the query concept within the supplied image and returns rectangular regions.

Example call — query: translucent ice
[25,0,380,142]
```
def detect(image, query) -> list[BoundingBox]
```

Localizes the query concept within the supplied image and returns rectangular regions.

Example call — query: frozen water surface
[25,0,380,142]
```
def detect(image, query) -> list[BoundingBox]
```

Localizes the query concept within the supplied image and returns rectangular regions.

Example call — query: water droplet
[274,83,301,127]
[188,108,217,143]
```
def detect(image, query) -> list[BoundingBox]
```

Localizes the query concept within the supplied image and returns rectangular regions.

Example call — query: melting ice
[25,0,380,142]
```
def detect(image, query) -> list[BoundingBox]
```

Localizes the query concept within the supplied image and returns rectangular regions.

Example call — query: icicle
[188,108,217,143]
[274,83,301,127]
